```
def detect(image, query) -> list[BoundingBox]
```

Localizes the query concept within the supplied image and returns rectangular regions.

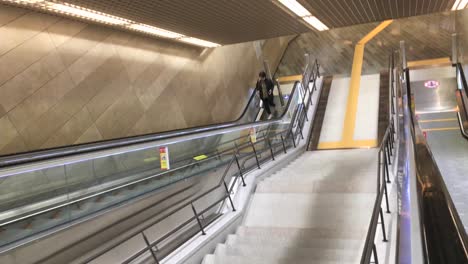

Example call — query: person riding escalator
[255,71,276,118]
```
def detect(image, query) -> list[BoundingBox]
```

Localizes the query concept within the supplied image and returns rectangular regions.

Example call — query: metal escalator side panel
[455,90,468,139]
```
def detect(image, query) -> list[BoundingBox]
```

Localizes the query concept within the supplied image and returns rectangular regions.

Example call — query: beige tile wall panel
[0,11,58,57]
[41,107,94,149]
[0,4,27,27]
[0,116,18,150]
[8,72,72,132]
[75,124,103,145]
[85,69,131,122]
[95,89,145,139]
[56,25,112,67]
[46,18,87,48]
[0,5,291,155]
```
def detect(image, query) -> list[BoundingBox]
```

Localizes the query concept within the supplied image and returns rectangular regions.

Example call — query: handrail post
[264,133,275,161]
[379,208,388,242]
[280,135,287,154]
[386,141,392,165]
[250,139,261,169]
[297,110,305,140]
[372,243,380,264]
[234,154,246,186]
[142,232,159,264]
[384,149,391,183]
[223,182,236,212]
[377,150,382,194]
[289,130,297,148]
[191,203,206,235]
[276,80,285,106]
[383,177,391,213]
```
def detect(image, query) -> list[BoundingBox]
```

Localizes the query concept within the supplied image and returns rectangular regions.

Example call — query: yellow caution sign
[159,147,170,170]
[250,127,257,143]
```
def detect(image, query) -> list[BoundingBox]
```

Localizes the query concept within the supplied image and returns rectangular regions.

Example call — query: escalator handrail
[457,62,468,97]
[455,63,468,140]
[456,111,468,139]
[0,84,262,168]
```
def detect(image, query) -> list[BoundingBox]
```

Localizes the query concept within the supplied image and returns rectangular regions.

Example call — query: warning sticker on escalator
[250,127,257,143]
[159,146,170,170]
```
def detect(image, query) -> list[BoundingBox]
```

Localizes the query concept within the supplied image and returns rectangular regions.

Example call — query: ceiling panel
[300,0,456,28]
[58,0,311,44]
[4,0,457,44]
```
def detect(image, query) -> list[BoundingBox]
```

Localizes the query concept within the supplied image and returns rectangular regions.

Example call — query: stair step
[202,149,378,263]
[256,180,375,193]
[225,234,363,250]
[215,244,360,262]
[202,254,355,264]
[249,193,374,209]
[236,226,367,240]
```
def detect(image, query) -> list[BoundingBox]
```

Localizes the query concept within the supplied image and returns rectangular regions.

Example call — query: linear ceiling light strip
[2,0,220,48]
[452,0,468,10]
[277,0,329,31]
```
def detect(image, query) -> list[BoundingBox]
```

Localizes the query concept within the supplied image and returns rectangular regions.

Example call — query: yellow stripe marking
[325,20,392,149]
[277,75,302,83]
[422,127,459,132]
[418,118,457,123]
[318,139,378,149]
[407,57,451,69]
[358,20,394,45]
[319,20,392,149]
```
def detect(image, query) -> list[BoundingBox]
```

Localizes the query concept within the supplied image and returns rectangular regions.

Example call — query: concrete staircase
[202,149,377,264]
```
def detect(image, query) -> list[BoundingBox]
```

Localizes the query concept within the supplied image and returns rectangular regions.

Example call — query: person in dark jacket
[255,71,276,115]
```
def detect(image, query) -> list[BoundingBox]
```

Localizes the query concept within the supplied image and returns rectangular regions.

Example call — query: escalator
[385,50,468,263]
[412,62,468,238]
[0,60,322,263]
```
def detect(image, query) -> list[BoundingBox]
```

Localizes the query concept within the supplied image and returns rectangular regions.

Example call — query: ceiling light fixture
[452,0,468,10]
[179,37,220,48]
[278,0,311,17]
[277,0,329,31]
[129,24,184,39]
[2,0,220,48]
[303,16,329,31]
[49,3,130,25]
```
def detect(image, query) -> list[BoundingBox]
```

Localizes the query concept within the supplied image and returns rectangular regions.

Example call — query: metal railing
[360,119,395,264]
[78,62,321,263]
[360,52,397,264]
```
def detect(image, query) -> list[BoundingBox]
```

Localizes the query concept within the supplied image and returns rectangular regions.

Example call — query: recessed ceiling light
[277,0,329,31]
[2,0,220,48]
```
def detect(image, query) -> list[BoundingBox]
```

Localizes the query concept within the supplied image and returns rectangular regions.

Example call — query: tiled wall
[0,5,292,155]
